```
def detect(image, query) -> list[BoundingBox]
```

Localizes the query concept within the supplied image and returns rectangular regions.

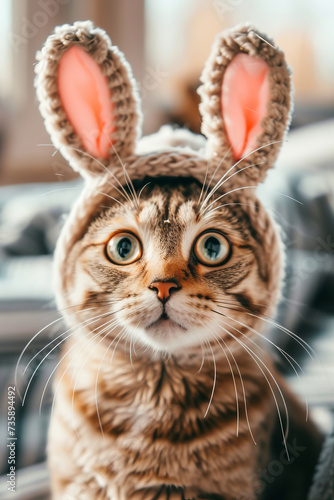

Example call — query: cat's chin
[125,312,214,354]
[147,315,187,336]
[137,315,190,352]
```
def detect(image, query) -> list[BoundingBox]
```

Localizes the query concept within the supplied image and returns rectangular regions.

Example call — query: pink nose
[149,281,180,302]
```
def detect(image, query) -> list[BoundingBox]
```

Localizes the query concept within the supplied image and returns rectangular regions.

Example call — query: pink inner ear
[58,45,115,159]
[221,53,269,160]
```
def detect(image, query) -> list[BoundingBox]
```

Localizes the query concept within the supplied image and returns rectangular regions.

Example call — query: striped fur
[35,22,322,500]
[47,177,321,500]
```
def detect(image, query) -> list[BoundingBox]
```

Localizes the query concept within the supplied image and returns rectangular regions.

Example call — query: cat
[34,21,322,499]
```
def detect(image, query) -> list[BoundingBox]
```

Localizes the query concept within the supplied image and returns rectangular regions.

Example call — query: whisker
[38,143,132,206]
[70,320,122,439]
[48,329,95,420]
[216,161,265,189]
[213,335,240,437]
[215,334,257,444]
[197,160,211,209]
[95,328,126,439]
[246,311,334,395]
[276,192,303,205]
[214,297,316,360]
[121,162,138,209]
[49,316,119,409]
[201,201,266,220]
[216,322,290,459]
[195,343,205,375]
[16,302,110,394]
[253,32,276,50]
[109,329,126,364]
[96,191,129,211]
[213,311,290,452]
[201,140,282,208]
[215,298,271,309]
[124,164,140,210]
[246,313,315,360]
[41,318,119,416]
[201,161,265,214]
[15,315,66,399]
[22,309,123,406]
[199,147,232,212]
[216,305,303,369]
[203,192,302,221]
[137,182,151,202]
[221,336,258,445]
[56,298,119,315]
[129,330,136,370]
[32,187,82,200]
[212,307,266,356]
[69,146,134,207]
[213,302,256,316]
[216,307,309,421]
[24,308,115,375]
[202,186,257,216]
[111,144,139,210]
[203,341,217,419]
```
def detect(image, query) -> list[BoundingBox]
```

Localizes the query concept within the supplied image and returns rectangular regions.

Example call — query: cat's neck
[57,333,274,445]
[61,331,272,399]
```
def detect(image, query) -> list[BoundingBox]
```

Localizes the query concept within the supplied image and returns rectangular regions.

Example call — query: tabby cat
[34,22,322,500]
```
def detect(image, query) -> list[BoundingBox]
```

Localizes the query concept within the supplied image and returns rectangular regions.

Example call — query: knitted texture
[199,23,292,185]
[35,21,292,187]
[35,24,315,500]
[34,21,293,310]
[35,20,142,178]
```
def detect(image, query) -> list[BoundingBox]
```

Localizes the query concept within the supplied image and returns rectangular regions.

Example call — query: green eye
[106,232,142,265]
[194,231,231,266]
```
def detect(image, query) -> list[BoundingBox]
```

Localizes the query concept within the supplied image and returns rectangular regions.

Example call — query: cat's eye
[193,231,231,266]
[106,232,142,265]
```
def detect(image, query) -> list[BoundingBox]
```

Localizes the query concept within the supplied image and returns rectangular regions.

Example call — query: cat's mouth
[146,312,187,331]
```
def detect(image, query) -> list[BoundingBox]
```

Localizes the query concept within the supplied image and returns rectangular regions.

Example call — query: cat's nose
[149,280,180,303]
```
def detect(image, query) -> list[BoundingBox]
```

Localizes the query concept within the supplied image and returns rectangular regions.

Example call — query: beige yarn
[35,21,292,186]
[35,21,141,178]
[199,24,292,184]
[34,21,292,309]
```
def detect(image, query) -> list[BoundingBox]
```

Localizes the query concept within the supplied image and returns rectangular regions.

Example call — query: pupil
[117,237,132,258]
[205,236,220,259]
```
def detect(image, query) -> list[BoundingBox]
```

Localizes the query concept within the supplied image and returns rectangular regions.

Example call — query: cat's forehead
[88,178,250,249]
[95,181,202,251]
[138,185,197,226]
[100,179,202,225]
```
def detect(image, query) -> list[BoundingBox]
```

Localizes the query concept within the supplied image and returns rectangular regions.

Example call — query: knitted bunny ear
[35,21,141,178]
[199,25,292,185]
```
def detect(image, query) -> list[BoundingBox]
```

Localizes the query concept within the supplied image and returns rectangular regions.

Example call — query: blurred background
[0,1,333,498]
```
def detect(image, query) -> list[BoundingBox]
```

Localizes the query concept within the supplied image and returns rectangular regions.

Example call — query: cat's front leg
[55,478,109,500]
[128,485,188,500]
[128,485,225,500]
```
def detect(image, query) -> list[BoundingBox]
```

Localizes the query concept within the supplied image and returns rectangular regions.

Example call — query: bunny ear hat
[35,21,292,307]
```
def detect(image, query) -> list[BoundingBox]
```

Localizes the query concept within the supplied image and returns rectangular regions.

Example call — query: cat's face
[36,23,291,358]
[63,177,281,355]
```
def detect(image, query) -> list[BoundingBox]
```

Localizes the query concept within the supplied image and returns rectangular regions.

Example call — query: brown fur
[47,180,321,499]
[34,22,323,500]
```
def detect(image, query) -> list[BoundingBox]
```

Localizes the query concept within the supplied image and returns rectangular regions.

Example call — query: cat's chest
[68,357,209,436]
[52,340,271,499]
[61,342,269,446]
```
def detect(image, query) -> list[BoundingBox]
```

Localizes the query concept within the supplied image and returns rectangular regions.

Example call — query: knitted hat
[35,21,292,307]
